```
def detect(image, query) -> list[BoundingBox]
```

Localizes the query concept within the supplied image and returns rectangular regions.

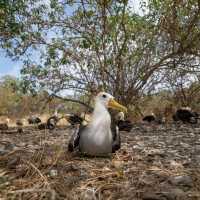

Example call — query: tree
[1,0,200,108]
[0,0,49,57]
[0,75,22,115]
[18,0,167,105]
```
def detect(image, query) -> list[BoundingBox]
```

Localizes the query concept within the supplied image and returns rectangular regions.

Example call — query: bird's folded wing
[68,125,86,152]
[111,123,120,153]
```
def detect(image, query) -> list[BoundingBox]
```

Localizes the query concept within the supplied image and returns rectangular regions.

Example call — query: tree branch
[50,93,93,112]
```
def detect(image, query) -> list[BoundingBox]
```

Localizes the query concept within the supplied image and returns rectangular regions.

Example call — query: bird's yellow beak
[108,99,127,113]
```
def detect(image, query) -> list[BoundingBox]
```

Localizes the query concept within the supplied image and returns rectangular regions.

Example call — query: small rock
[180,142,190,148]
[49,169,58,177]
[169,160,184,169]
[188,132,195,137]
[132,144,144,150]
[142,189,185,200]
[146,149,165,157]
[17,142,27,147]
[169,175,193,187]
[142,192,166,200]
[169,188,185,198]
[65,164,79,172]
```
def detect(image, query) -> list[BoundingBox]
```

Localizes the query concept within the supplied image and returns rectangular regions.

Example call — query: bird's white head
[96,92,127,113]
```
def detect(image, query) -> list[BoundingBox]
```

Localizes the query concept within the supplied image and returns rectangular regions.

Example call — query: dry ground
[0,123,200,200]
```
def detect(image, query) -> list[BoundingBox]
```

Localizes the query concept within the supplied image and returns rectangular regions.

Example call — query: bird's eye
[102,94,107,98]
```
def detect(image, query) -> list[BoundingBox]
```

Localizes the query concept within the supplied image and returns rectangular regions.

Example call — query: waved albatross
[68,92,127,156]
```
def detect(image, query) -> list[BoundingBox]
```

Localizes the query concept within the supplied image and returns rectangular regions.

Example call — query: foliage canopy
[1,0,200,106]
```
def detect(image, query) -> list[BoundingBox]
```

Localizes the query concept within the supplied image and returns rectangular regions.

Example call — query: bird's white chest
[80,115,113,155]
[89,124,112,145]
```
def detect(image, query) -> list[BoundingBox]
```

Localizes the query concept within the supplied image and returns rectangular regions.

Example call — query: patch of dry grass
[0,125,200,199]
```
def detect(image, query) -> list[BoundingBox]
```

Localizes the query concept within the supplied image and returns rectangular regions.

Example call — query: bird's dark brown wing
[117,120,133,132]
[68,125,86,152]
[111,121,121,153]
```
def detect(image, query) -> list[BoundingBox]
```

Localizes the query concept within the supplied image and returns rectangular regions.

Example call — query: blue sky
[0,50,23,78]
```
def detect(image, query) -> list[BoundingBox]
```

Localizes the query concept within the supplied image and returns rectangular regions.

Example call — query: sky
[0,0,144,78]
[0,50,23,78]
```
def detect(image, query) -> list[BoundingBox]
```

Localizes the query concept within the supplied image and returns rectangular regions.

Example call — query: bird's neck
[91,101,111,128]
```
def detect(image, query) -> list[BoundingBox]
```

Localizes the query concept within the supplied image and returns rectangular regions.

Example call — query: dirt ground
[0,123,200,200]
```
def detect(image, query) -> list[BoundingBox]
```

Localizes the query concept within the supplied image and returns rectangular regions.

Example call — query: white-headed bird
[68,92,127,156]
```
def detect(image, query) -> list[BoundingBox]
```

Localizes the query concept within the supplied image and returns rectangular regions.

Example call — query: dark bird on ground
[192,111,199,118]
[117,120,133,132]
[173,108,199,124]
[115,112,133,132]
[68,92,127,156]
[28,116,41,124]
[16,119,23,126]
[47,116,59,130]
[142,113,156,123]
[16,119,24,133]
[66,114,83,126]
[17,127,23,133]
[38,122,48,130]
[0,123,8,130]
